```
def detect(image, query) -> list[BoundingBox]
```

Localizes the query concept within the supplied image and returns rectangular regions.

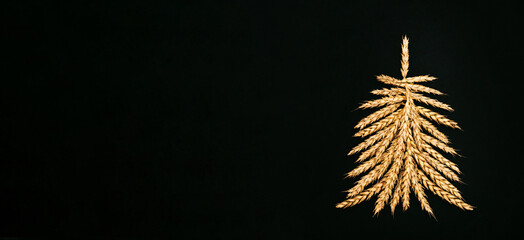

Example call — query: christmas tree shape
[336,36,473,217]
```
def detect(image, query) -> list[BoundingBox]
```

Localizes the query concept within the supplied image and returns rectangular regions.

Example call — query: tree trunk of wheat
[337,36,473,217]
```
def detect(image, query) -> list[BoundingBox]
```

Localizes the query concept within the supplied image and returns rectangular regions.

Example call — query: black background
[1,0,523,239]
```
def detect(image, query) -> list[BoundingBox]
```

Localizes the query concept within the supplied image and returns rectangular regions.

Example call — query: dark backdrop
[1,0,522,239]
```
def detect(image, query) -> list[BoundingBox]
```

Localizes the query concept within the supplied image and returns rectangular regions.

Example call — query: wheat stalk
[337,36,473,217]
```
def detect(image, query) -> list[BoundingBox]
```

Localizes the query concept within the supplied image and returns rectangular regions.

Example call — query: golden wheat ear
[337,36,473,216]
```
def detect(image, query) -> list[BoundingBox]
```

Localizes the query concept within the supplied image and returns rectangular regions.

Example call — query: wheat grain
[420,151,461,182]
[348,124,397,155]
[355,131,395,162]
[417,106,461,129]
[336,182,384,208]
[421,133,458,155]
[403,75,437,83]
[355,136,389,161]
[345,158,377,178]
[422,142,461,174]
[354,109,401,137]
[355,103,401,129]
[402,156,416,211]
[406,84,443,95]
[412,175,434,217]
[358,95,405,109]
[373,112,409,215]
[401,36,409,79]
[372,82,443,95]
[374,157,402,215]
[419,116,449,143]
[353,139,384,162]
[345,157,392,198]
[390,175,403,214]
[376,74,403,86]
[411,92,454,111]
[418,170,474,210]
[345,139,399,196]
[413,154,463,199]
[371,88,405,96]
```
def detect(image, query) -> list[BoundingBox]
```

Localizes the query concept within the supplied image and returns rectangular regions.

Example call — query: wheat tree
[336,36,473,217]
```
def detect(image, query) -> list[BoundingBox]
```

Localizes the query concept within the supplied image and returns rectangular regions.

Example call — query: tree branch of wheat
[336,36,473,217]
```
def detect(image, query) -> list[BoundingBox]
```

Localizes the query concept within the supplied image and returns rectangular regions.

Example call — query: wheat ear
[338,35,472,216]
